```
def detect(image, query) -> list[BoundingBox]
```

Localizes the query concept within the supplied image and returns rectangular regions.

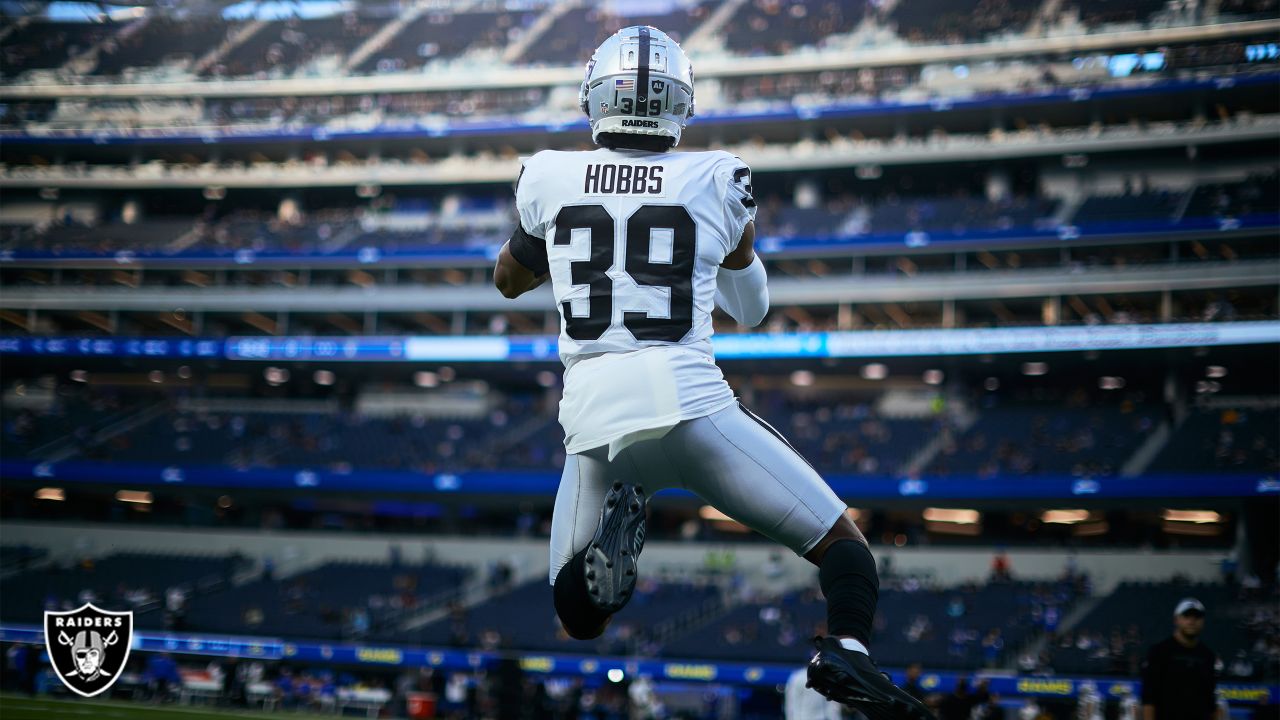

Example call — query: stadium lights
[34,488,65,502]
[176,366,193,380]
[922,508,980,524]
[69,370,88,383]
[264,367,290,385]
[1021,362,1049,376]
[920,508,983,536]
[414,371,439,388]
[607,669,625,683]
[1073,521,1110,537]
[1098,376,1125,390]
[536,371,557,388]
[148,370,164,384]
[1162,509,1224,536]
[983,377,999,391]
[790,370,815,387]
[1041,509,1091,524]
[313,370,336,386]
[922,369,944,385]
[115,490,152,504]
[861,363,888,380]
[1162,509,1221,524]
[1205,366,1228,378]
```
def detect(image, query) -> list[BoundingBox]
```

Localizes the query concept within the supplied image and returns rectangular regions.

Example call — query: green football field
[0,693,341,720]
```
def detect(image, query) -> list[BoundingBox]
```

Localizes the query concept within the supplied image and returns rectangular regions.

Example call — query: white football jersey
[515,147,757,457]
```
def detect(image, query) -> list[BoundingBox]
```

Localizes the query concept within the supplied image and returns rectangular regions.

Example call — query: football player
[494,26,933,720]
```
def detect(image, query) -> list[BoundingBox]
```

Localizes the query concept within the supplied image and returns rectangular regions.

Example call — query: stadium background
[0,0,1277,718]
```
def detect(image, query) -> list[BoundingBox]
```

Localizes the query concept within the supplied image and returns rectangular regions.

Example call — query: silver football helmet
[579,26,695,147]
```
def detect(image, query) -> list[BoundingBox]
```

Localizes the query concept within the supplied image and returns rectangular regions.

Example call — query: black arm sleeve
[508,224,549,276]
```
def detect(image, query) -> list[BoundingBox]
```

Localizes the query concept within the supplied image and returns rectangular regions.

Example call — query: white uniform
[515,147,847,584]
[517,147,752,458]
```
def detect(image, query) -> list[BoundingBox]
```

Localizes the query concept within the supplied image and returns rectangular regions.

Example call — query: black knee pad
[553,549,612,640]
[818,538,879,645]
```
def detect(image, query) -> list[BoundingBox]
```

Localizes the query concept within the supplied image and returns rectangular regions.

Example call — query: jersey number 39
[554,204,696,343]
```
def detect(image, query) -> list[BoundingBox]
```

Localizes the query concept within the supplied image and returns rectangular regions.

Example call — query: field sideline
[0,693,340,720]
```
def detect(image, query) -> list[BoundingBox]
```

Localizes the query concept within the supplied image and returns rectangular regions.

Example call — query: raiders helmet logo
[44,603,133,697]
[651,80,665,94]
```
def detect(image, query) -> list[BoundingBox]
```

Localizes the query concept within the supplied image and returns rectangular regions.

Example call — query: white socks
[839,637,869,655]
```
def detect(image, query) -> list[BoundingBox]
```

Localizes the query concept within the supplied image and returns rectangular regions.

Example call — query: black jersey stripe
[738,402,819,473]
[635,26,650,116]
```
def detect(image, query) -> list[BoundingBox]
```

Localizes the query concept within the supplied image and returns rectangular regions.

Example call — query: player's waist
[562,338,714,369]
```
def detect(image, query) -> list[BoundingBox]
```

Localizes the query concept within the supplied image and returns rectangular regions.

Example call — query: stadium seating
[1072,191,1184,224]
[1182,173,1280,220]
[0,545,47,573]
[4,0,1275,85]
[211,13,378,78]
[8,219,195,255]
[13,386,1275,481]
[515,3,712,67]
[1,386,147,460]
[720,0,864,56]
[1,20,120,74]
[19,175,1277,257]
[92,16,235,76]
[930,404,1159,477]
[1216,0,1280,18]
[890,0,1036,44]
[765,397,938,476]
[1045,581,1269,677]
[404,576,722,655]
[866,195,1053,235]
[1147,406,1279,473]
[357,8,536,74]
[90,397,548,472]
[180,560,470,640]
[662,579,1082,668]
[0,552,241,625]
[1068,0,1173,27]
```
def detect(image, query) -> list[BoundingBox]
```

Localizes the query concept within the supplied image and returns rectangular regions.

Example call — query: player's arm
[494,224,548,299]
[715,220,769,327]
[496,159,550,299]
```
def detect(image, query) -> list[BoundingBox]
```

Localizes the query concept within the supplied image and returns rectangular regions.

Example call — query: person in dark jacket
[1142,598,1220,720]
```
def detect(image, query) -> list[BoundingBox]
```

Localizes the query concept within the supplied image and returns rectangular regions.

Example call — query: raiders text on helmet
[579,26,695,147]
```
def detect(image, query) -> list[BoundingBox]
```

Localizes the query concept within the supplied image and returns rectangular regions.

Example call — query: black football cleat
[583,481,647,614]
[806,636,935,720]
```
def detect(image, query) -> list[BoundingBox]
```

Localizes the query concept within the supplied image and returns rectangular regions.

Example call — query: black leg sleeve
[818,538,880,646]
[553,548,612,640]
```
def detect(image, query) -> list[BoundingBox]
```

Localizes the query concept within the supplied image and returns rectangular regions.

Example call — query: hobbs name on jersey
[584,163,664,195]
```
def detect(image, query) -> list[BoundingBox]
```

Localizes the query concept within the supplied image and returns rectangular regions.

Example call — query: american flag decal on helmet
[614,78,635,91]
